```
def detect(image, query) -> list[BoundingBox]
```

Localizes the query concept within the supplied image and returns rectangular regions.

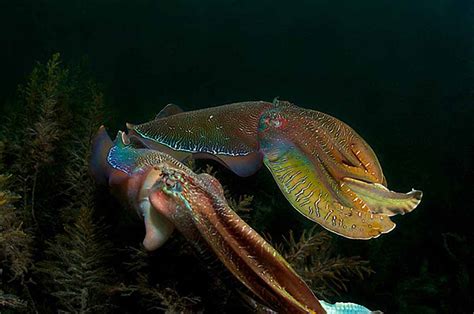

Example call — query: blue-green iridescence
[107,145,141,175]
[319,300,376,314]
[159,174,184,195]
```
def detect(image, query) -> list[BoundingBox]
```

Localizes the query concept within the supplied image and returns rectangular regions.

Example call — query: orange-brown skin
[91,127,325,313]
[148,164,325,314]
[258,101,422,239]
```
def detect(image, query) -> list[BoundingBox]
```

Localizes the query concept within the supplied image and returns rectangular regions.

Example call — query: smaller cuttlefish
[90,126,381,314]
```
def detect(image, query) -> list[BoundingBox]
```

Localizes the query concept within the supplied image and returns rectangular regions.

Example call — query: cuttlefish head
[258,101,386,184]
[257,101,422,239]
[90,127,177,251]
[147,166,189,217]
[149,162,224,221]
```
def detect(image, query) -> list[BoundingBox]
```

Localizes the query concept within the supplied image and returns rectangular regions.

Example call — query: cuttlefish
[90,127,380,314]
[126,100,422,239]
[92,127,324,313]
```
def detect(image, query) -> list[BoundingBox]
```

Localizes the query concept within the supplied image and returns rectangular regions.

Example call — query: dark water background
[1,0,472,312]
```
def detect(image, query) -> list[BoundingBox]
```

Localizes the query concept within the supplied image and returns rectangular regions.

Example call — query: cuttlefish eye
[160,173,183,193]
[261,112,288,131]
[166,178,182,192]
[270,117,282,128]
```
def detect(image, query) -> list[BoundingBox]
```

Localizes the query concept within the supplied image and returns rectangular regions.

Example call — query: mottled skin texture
[149,165,325,314]
[128,101,273,177]
[258,102,422,238]
[127,100,422,239]
[91,128,326,313]
[90,127,180,250]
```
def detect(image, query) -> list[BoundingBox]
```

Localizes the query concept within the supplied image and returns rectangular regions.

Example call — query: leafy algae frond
[37,206,113,313]
[269,227,373,299]
[0,173,32,311]
[116,246,202,313]
[1,53,114,313]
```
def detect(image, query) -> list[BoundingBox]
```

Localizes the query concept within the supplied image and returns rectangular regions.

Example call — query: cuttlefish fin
[194,151,264,177]
[126,127,193,163]
[264,147,397,239]
[129,101,273,175]
[342,177,422,216]
[155,103,184,119]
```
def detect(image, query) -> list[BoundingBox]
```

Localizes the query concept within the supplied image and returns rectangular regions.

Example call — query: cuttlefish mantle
[126,101,273,177]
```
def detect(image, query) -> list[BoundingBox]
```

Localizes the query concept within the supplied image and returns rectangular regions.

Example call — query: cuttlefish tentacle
[93,128,325,313]
[124,100,422,239]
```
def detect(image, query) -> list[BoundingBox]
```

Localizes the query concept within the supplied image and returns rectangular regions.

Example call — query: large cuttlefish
[126,99,422,239]
[90,127,380,314]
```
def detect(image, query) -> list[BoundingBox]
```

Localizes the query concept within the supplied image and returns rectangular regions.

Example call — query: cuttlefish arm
[258,102,422,239]
[91,128,325,313]
[146,160,326,313]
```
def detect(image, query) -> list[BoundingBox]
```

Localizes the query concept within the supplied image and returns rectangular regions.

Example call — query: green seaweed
[115,246,201,313]
[36,207,113,313]
[0,174,32,312]
[268,227,373,300]
[0,53,113,313]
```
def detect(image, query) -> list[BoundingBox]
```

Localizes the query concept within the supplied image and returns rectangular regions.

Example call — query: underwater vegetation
[0,173,31,310]
[0,53,113,313]
[0,54,383,313]
[268,227,373,301]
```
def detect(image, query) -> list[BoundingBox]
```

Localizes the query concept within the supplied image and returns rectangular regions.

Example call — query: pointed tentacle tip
[126,122,135,130]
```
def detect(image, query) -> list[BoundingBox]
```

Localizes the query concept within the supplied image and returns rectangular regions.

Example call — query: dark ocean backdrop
[1,0,472,313]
